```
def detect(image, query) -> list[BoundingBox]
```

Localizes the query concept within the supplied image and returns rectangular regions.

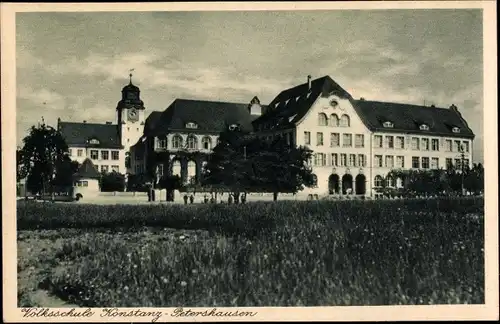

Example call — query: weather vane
[129,68,135,84]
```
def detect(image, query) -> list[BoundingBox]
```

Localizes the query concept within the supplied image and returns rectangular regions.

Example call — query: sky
[16,9,484,162]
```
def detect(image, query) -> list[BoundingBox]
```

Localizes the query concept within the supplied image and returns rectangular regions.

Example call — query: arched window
[171,134,183,149]
[386,176,396,188]
[201,136,212,150]
[187,160,197,184]
[171,160,181,177]
[374,175,384,187]
[340,114,350,127]
[187,135,198,150]
[318,113,328,126]
[330,114,339,127]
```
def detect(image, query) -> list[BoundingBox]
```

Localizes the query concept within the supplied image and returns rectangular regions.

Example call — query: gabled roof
[74,158,100,179]
[353,100,475,139]
[150,99,255,136]
[252,75,352,130]
[58,121,123,148]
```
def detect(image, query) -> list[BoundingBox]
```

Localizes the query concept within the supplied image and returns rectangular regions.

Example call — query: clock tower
[116,73,146,160]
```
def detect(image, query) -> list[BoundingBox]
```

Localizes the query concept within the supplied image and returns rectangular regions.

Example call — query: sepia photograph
[2,1,498,322]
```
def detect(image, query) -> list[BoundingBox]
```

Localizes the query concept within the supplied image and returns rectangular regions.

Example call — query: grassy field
[17,197,484,307]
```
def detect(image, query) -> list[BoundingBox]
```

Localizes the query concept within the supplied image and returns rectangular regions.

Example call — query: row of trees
[379,163,484,197]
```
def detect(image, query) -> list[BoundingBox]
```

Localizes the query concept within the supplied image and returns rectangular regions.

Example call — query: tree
[100,171,126,192]
[250,136,315,200]
[202,128,254,203]
[203,129,315,202]
[19,121,70,195]
[52,157,80,191]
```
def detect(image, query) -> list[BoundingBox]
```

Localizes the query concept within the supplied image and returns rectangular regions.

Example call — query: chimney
[449,104,458,111]
[83,120,87,123]
[430,104,436,108]
[360,97,365,101]
[307,75,312,92]
[106,121,112,125]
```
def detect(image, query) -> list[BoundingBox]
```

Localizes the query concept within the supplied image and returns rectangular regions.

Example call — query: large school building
[58,75,475,197]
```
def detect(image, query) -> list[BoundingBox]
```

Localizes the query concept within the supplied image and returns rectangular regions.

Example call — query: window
[156,137,167,149]
[358,154,366,167]
[111,151,119,160]
[187,135,198,150]
[304,131,311,145]
[311,174,318,188]
[330,114,339,127]
[464,159,470,168]
[396,136,405,149]
[340,154,347,167]
[420,124,429,131]
[445,139,452,152]
[77,149,83,157]
[342,134,352,147]
[340,114,350,127]
[412,157,420,168]
[431,139,439,151]
[101,150,109,160]
[431,158,439,169]
[454,140,461,152]
[201,136,212,150]
[185,122,198,129]
[228,124,240,131]
[330,133,340,147]
[446,158,453,169]
[386,136,394,149]
[452,127,460,133]
[348,154,356,167]
[374,135,383,148]
[355,134,364,148]
[374,175,384,187]
[385,155,394,168]
[383,121,394,128]
[455,159,462,170]
[90,150,98,160]
[411,137,420,150]
[318,113,328,126]
[422,138,429,150]
[314,153,326,166]
[331,153,338,166]
[111,165,119,173]
[157,164,164,177]
[422,157,430,169]
[374,155,383,167]
[172,135,183,149]
[317,132,324,146]
[82,181,88,187]
[101,165,109,173]
[463,141,470,152]
[68,149,73,157]
[396,156,405,168]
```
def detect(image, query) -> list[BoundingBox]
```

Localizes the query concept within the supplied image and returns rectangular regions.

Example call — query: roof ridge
[355,99,451,111]
[175,98,248,105]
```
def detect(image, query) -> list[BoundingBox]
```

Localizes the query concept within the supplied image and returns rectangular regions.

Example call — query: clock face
[127,108,139,122]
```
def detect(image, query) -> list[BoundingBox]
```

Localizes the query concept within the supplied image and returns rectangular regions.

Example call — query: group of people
[182,192,247,205]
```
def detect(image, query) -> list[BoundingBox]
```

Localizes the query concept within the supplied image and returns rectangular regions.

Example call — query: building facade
[59,74,475,197]
[251,75,475,197]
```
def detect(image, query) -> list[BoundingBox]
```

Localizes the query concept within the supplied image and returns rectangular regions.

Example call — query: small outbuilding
[72,158,101,200]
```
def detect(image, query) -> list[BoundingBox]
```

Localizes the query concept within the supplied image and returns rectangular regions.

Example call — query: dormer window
[185,122,198,129]
[228,124,240,131]
[452,126,461,133]
[420,124,429,131]
[383,121,394,128]
[88,138,100,145]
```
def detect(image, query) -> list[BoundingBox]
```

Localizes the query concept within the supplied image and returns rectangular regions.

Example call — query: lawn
[17,197,484,307]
